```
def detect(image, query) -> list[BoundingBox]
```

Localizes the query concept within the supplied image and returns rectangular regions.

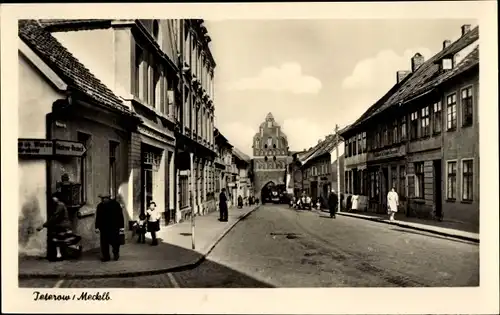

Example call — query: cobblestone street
[20,204,478,288]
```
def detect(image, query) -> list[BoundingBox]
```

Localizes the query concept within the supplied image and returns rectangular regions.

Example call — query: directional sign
[54,140,86,157]
[18,139,53,156]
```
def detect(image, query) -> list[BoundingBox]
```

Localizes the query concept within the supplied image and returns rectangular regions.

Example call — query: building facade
[252,113,290,200]
[340,24,479,229]
[214,128,232,204]
[232,148,253,204]
[18,20,141,256]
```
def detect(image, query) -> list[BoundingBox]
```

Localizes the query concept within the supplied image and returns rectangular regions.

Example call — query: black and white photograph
[1,2,498,314]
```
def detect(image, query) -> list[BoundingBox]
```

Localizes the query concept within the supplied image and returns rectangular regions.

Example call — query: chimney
[396,70,411,84]
[443,40,451,50]
[411,53,425,72]
[461,24,471,36]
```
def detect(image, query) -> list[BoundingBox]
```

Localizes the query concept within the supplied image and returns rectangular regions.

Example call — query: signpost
[18,139,86,157]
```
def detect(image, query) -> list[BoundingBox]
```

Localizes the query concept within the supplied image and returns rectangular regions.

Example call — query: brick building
[252,112,290,200]
[340,24,479,229]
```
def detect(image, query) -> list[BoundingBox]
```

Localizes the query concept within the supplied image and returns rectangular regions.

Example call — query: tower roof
[265,112,274,120]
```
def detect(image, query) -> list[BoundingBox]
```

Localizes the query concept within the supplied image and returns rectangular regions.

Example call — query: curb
[18,205,261,280]
[336,212,479,243]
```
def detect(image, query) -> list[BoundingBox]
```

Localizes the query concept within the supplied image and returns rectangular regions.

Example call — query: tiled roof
[348,26,479,130]
[38,19,113,30]
[19,19,134,116]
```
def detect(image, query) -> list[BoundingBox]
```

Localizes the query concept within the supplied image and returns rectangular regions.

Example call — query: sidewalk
[19,205,260,279]
[329,210,479,243]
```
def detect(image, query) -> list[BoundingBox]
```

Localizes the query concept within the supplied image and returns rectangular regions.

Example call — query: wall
[18,53,64,257]
[442,74,479,226]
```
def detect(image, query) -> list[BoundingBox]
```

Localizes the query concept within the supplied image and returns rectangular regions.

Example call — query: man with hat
[95,193,125,262]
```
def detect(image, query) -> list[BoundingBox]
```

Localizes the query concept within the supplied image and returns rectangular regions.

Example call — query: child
[133,213,147,244]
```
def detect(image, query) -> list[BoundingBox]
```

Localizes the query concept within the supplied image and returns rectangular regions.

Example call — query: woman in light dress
[387,187,399,221]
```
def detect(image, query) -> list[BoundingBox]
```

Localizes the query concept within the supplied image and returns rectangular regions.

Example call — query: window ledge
[461,200,473,204]
[446,198,456,203]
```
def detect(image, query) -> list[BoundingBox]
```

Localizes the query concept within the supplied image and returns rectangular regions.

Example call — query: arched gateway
[252,113,290,201]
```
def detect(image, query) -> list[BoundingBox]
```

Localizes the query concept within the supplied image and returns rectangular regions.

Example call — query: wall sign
[18,139,86,157]
[54,140,86,157]
[368,145,406,161]
[18,139,53,156]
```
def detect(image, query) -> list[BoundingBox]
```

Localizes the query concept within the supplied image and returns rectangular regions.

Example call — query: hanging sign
[54,140,86,157]
[18,139,53,156]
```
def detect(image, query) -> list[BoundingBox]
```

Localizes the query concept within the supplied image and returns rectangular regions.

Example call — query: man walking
[219,188,228,222]
[95,194,124,262]
[328,189,339,219]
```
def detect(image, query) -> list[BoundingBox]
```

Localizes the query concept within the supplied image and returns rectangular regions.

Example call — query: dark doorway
[261,181,276,204]
[311,181,318,199]
[381,167,389,212]
[433,160,443,219]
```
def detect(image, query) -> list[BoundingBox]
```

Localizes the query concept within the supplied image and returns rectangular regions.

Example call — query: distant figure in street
[37,192,74,261]
[387,187,399,221]
[219,188,228,222]
[328,189,339,219]
[146,201,160,246]
[237,195,243,208]
[95,194,124,262]
[133,213,147,244]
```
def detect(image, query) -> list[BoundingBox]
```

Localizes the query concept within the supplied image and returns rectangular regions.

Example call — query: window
[358,134,362,154]
[414,162,424,198]
[77,132,91,204]
[461,87,473,126]
[152,20,159,41]
[375,131,381,149]
[446,93,457,130]
[462,159,473,201]
[109,141,119,198]
[399,165,406,198]
[267,137,272,147]
[410,111,419,139]
[400,116,407,140]
[382,125,388,147]
[391,120,398,144]
[442,58,453,70]
[267,121,272,128]
[134,44,145,100]
[344,141,348,157]
[420,106,430,137]
[362,132,366,152]
[446,161,457,200]
[273,144,277,149]
[432,101,442,134]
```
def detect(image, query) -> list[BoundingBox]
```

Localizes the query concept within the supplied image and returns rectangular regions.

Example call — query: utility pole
[190,152,195,249]
[335,124,341,213]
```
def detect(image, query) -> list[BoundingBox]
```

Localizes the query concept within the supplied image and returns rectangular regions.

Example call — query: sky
[205,19,477,156]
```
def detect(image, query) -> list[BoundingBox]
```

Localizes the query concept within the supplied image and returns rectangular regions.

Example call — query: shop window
[109,141,119,199]
[446,93,457,130]
[432,101,442,134]
[179,175,189,208]
[399,165,406,198]
[446,161,457,200]
[461,87,473,127]
[462,159,473,201]
[414,162,424,198]
[77,132,91,204]
[410,111,419,140]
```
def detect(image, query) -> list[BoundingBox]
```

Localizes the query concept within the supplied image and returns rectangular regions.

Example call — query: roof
[19,19,135,116]
[214,128,232,147]
[344,26,479,133]
[232,147,251,163]
[38,19,113,30]
[302,135,343,166]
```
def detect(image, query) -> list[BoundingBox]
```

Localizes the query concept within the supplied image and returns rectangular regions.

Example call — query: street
[20,204,479,288]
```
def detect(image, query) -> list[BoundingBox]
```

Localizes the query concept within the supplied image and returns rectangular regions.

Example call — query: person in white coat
[387,187,399,221]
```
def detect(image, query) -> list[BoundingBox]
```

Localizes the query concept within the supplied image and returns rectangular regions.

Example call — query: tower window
[264,156,268,161]
[273,144,276,149]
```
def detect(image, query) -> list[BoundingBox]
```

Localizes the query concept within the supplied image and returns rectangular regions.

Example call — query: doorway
[433,160,443,219]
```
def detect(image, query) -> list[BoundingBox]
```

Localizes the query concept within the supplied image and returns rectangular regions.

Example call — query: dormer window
[442,58,453,70]
[267,121,272,128]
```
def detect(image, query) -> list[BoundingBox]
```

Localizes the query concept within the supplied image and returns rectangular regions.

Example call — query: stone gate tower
[252,112,289,200]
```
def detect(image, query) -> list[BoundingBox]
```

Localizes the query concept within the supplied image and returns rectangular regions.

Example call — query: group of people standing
[37,190,163,262]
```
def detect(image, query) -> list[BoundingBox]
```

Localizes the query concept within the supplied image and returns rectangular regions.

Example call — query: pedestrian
[219,188,228,222]
[37,191,73,261]
[146,201,160,246]
[328,189,339,219]
[133,213,147,244]
[95,194,125,262]
[387,187,399,221]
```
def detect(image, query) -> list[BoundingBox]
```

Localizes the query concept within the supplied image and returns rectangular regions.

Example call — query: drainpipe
[45,112,53,259]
